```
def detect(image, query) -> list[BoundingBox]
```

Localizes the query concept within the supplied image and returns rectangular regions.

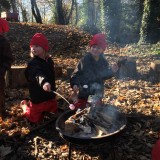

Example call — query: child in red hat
[21,33,58,123]
[0,18,14,118]
[70,33,118,110]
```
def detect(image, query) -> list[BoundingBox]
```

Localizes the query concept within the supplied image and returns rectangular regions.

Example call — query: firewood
[95,124,109,135]
[68,108,88,120]
[96,111,115,124]
[85,116,111,135]
[64,119,80,134]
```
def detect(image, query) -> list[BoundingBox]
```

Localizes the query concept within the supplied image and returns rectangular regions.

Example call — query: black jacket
[25,56,56,104]
[70,53,113,99]
[0,35,14,76]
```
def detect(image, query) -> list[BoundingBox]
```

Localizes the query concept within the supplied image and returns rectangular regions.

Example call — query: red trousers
[21,99,58,123]
[73,99,88,110]
[152,138,160,160]
[73,99,103,110]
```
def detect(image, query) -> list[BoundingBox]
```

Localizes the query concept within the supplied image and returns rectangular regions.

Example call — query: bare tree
[103,0,122,42]
[86,0,96,27]
[30,0,42,23]
[16,0,28,22]
[55,0,75,25]
[9,0,18,12]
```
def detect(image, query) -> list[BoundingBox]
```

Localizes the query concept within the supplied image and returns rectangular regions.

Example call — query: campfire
[64,103,126,138]
[56,85,127,148]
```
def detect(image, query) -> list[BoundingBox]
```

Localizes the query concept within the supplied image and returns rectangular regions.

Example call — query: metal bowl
[56,105,127,145]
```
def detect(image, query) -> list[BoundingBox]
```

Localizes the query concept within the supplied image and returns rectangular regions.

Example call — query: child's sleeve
[100,59,114,79]
[25,62,49,87]
[70,62,82,88]
[0,39,14,74]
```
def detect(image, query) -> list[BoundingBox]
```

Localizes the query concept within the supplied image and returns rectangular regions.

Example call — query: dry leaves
[1,24,160,159]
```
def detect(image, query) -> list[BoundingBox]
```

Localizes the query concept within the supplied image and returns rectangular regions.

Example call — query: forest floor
[0,43,160,160]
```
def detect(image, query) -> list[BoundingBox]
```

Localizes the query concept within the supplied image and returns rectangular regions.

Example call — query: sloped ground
[7,22,91,66]
[0,22,160,160]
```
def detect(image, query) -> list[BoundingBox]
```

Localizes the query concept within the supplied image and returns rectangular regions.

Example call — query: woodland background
[0,0,160,44]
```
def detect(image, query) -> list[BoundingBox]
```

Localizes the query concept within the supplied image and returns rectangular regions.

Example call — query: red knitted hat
[89,33,107,50]
[0,18,9,33]
[30,33,49,52]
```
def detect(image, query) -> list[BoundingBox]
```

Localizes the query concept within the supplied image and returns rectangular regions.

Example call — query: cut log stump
[116,57,137,79]
[54,66,63,78]
[6,65,63,88]
[149,60,160,82]
[67,67,74,77]
[6,66,27,88]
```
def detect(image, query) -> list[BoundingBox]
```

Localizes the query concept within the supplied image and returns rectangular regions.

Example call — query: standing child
[70,33,118,110]
[0,18,14,118]
[21,33,58,123]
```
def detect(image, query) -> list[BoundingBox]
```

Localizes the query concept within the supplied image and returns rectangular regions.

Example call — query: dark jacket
[70,53,113,99]
[0,34,14,76]
[25,56,56,104]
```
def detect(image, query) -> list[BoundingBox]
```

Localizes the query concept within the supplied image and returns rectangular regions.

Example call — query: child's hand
[43,82,51,92]
[112,63,119,73]
[69,104,75,110]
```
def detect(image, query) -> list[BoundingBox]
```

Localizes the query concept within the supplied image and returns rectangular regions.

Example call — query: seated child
[21,33,58,123]
[70,33,118,110]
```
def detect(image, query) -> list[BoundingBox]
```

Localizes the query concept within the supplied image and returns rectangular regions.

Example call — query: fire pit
[56,104,127,159]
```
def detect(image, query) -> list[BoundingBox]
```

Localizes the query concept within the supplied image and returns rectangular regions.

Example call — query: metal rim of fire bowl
[56,107,127,141]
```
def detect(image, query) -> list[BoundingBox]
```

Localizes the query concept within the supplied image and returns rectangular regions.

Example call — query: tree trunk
[139,0,151,43]
[17,0,28,22]
[9,0,17,13]
[75,0,78,25]
[86,0,96,27]
[66,0,75,24]
[55,0,75,25]
[148,0,160,42]
[103,0,121,42]
[30,0,42,23]
[55,0,65,24]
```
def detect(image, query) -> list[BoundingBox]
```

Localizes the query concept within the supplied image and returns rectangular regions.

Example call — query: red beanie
[30,33,49,52]
[89,33,107,50]
[0,18,9,33]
